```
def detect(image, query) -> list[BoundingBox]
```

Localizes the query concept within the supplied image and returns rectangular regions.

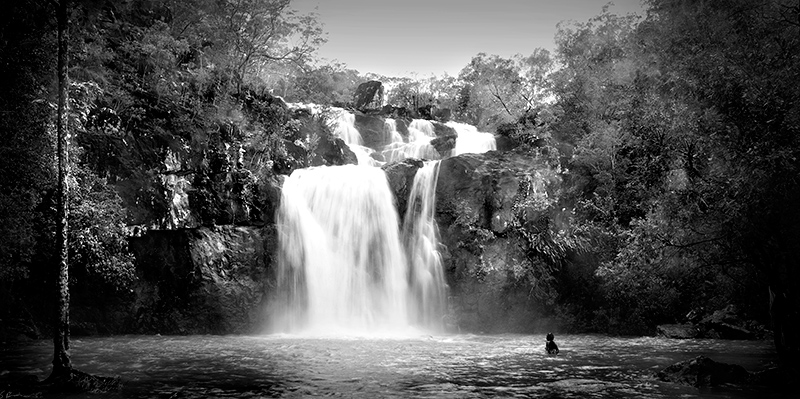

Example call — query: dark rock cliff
[127,226,277,334]
[434,150,563,333]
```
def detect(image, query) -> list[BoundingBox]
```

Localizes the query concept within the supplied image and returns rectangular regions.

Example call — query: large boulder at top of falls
[128,226,276,334]
[353,80,384,111]
[434,151,562,333]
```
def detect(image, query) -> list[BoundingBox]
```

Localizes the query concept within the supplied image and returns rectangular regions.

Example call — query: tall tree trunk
[51,0,71,378]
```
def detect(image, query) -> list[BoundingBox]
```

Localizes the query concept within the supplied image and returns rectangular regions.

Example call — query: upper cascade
[446,121,497,156]
[285,102,497,164]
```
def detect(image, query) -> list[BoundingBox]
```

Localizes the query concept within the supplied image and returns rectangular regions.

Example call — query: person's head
[546,333,554,341]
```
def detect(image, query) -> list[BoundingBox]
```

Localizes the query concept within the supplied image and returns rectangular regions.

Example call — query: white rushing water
[446,121,497,155]
[275,165,410,334]
[402,161,446,330]
[273,108,496,335]
[381,118,440,163]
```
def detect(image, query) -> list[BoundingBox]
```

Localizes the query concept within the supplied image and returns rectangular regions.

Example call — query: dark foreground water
[0,334,787,398]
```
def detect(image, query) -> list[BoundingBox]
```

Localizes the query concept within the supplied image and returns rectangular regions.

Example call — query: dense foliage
[0,0,336,332]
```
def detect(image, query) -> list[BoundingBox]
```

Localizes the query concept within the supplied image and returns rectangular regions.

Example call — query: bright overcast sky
[290,0,646,78]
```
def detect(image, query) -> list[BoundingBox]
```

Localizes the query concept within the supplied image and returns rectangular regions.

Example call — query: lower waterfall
[272,163,445,335]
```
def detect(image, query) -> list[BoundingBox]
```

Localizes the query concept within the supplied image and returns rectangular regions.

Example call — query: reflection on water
[0,334,784,398]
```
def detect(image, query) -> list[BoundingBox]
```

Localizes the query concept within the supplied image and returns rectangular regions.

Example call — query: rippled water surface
[1,334,785,398]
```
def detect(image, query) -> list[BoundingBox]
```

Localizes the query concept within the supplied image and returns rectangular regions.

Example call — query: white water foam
[446,121,497,155]
[402,161,446,331]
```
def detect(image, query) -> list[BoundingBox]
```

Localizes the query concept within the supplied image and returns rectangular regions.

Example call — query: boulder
[657,356,750,387]
[431,120,457,137]
[380,105,412,119]
[353,80,384,111]
[657,324,702,339]
[699,305,758,340]
[128,226,276,334]
[312,136,358,167]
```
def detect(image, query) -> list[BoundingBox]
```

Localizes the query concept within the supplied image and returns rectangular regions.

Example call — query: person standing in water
[545,333,559,354]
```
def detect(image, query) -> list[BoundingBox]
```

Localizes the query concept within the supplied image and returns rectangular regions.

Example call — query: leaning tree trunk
[51,0,71,378]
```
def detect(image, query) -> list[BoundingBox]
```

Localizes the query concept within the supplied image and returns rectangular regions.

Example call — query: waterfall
[446,121,497,155]
[402,161,446,330]
[331,109,379,166]
[381,119,440,163]
[274,165,411,334]
[409,119,436,138]
[332,109,362,146]
[273,161,447,335]
[384,118,404,144]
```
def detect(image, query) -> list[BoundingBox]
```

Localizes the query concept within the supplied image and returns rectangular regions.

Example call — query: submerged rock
[657,324,702,339]
[657,355,750,387]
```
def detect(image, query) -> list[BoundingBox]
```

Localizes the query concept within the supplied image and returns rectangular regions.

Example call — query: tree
[49,0,72,379]
[640,0,800,368]
[457,50,553,130]
[169,0,325,89]
[288,63,361,104]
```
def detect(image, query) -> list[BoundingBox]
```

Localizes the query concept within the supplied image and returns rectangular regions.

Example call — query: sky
[290,0,647,78]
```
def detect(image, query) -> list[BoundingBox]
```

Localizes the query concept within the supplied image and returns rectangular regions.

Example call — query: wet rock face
[382,158,424,222]
[128,226,277,334]
[430,135,457,158]
[434,151,561,333]
[312,136,358,167]
[431,121,457,137]
[354,114,390,150]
